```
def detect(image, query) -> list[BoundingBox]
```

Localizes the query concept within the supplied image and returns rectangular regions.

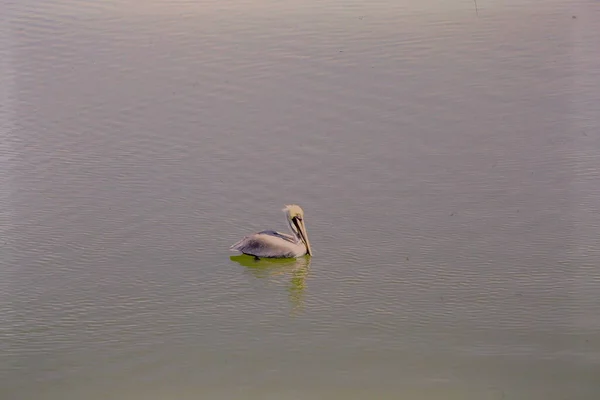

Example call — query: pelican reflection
[230,254,311,313]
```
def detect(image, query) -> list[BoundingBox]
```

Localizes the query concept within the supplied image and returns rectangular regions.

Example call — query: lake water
[2,0,600,399]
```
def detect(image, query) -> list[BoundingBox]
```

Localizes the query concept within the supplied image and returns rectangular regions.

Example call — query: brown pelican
[230,204,312,259]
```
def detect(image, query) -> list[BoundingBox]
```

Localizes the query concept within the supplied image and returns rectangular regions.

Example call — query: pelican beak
[293,217,312,256]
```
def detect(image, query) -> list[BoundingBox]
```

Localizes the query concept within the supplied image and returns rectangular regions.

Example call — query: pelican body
[230,205,312,259]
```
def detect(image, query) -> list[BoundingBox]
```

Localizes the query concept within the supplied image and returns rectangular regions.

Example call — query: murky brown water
[2,0,600,399]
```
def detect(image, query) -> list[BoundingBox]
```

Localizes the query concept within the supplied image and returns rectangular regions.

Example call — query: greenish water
[2,0,600,399]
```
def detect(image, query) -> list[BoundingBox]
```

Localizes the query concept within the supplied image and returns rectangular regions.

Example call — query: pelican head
[283,204,312,256]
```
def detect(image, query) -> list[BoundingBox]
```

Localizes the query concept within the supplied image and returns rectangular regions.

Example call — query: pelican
[230,204,313,259]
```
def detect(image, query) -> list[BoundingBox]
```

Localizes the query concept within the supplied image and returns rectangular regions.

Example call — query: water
[2,0,600,399]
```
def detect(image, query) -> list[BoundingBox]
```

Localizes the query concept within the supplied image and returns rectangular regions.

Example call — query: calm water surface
[2,0,600,399]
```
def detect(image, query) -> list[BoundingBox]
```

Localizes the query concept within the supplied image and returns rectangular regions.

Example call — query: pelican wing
[230,231,300,258]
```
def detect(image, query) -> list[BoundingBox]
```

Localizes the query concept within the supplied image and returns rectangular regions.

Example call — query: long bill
[292,217,312,256]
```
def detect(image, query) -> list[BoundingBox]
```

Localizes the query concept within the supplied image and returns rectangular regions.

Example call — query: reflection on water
[231,255,311,314]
